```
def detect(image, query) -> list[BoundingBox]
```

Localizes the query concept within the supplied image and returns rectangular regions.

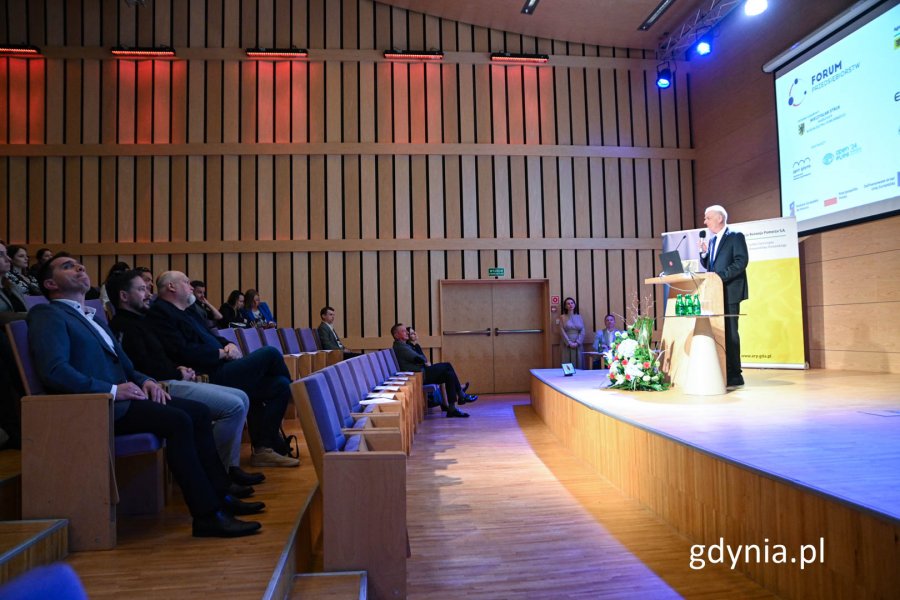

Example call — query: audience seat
[217,327,239,348]
[22,296,48,310]
[261,327,284,352]
[234,327,264,355]
[6,321,164,551]
[0,563,88,600]
[291,372,407,599]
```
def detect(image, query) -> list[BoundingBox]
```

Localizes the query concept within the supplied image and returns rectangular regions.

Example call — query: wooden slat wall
[1,0,693,353]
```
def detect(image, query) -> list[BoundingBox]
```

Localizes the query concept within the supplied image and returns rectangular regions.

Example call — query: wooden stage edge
[530,369,900,600]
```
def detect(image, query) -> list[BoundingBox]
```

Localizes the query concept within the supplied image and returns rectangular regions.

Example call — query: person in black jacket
[391,323,472,418]
[107,271,263,487]
[698,205,750,388]
[218,290,249,329]
[147,271,298,468]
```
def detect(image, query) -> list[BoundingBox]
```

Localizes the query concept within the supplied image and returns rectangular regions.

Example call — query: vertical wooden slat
[44,158,64,243]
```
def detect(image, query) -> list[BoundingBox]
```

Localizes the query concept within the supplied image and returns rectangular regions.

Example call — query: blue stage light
[656,63,672,89]
[696,40,711,56]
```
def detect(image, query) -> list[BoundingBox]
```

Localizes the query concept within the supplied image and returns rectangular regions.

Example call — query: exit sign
[487,267,505,278]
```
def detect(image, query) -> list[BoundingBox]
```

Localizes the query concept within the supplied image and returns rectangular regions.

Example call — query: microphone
[674,234,688,252]
[699,230,707,240]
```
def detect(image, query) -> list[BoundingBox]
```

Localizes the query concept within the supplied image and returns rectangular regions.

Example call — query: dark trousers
[114,398,228,518]
[423,362,463,408]
[725,303,742,382]
[211,346,291,452]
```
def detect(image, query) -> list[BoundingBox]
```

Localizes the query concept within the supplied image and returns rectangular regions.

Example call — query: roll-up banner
[661,216,806,369]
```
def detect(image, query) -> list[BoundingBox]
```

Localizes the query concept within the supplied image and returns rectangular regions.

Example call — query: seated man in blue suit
[28,253,264,538]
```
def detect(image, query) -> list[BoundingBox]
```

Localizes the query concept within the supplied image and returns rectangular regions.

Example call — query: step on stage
[530,368,900,600]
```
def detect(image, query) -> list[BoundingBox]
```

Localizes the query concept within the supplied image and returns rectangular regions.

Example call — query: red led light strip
[384,51,443,61]
[0,45,41,56]
[111,47,176,58]
[246,49,309,59]
[491,53,549,64]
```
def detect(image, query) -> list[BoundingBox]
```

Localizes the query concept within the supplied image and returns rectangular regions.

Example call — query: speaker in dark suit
[699,205,749,387]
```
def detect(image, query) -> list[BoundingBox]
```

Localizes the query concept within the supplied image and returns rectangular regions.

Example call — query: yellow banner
[740,258,805,366]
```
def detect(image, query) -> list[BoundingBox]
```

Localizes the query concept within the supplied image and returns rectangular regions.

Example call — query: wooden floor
[65,419,318,599]
[406,396,774,599]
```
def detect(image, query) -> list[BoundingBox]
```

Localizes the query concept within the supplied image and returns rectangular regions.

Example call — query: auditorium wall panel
[1,0,693,354]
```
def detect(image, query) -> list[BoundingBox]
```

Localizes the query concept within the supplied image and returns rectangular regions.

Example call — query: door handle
[494,328,543,335]
[443,328,492,336]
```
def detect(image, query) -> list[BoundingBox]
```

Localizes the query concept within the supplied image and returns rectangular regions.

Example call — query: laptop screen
[658,251,684,275]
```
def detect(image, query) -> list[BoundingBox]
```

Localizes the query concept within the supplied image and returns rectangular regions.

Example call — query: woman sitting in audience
[27,248,53,279]
[99,261,131,308]
[5,245,41,296]
[240,289,276,329]
[218,290,250,328]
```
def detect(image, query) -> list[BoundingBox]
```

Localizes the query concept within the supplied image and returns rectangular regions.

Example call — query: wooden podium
[645,273,727,394]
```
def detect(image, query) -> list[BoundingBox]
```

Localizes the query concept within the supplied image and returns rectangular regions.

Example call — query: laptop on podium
[658,251,685,276]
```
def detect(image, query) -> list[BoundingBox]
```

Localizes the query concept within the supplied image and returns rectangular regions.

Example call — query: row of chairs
[6,319,165,551]
[291,350,425,599]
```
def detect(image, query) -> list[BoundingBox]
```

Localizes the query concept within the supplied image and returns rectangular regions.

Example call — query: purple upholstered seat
[23,295,49,310]
[261,327,284,351]
[297,328,320,352]
[235,327,264,355]
[278,328,302,354]
[6,320,162,458]
[0,563,88,600]
[300,372,362,453]
[217,327,239,347]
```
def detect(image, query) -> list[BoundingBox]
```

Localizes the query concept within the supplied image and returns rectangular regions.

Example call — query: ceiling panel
[376,0,713,51]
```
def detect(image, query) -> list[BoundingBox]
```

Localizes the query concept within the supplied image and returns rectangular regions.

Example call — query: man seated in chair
[107,270,264,489]
[391,323,473,418]
[317,306,361,359]
[146,271,299,468]
[593,313,620,368]
[28,253,264,538]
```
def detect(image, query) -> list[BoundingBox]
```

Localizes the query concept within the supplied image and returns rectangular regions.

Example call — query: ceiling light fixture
[638,0,678,31]
[521,0,540,15]
[744,0,768,16]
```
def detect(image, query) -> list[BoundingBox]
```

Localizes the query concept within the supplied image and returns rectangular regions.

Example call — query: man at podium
[698,205,749,388]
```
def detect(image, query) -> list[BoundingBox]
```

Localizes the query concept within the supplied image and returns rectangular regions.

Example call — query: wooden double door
[439,280,549,393]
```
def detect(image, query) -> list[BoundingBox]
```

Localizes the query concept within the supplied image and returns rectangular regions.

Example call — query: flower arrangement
[605,314,669,392]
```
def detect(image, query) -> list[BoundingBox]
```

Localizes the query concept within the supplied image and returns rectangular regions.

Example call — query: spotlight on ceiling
[695,39,712,56]
[744,0,768,17]
[111,45,176,58]
[656,63,673,89]
[384,50,444,61]
[490,52,549,64]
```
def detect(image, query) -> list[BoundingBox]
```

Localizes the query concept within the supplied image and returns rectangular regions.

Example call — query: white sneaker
[250,446,300,468]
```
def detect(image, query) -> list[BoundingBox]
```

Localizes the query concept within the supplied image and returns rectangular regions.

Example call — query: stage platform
[530,368,900,600]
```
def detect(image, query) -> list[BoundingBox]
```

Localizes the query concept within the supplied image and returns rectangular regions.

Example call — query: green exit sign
[487,267,505,277]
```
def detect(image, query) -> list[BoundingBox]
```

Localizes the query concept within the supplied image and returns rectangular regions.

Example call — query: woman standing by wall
[559,297,585,368]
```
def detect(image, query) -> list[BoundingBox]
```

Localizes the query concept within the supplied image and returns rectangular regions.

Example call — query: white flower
[617,339,639,359]
[615,374,625,384]
[642,375,651,382]
[624,362,644,379]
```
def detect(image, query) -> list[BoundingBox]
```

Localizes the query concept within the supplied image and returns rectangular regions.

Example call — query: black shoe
[227,483,254,499]
[446,409,470,418]
[458,394,478,405]
[230,466,266,486]
[461,381,470,393]
[192,511,261,538]
[223,495,266,516]
[727,376,745,387]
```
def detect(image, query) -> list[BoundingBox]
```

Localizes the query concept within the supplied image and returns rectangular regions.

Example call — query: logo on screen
[822,153,834,165]
[787,78,807,107]
[792,157,811,180]
[798,122,805,135]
